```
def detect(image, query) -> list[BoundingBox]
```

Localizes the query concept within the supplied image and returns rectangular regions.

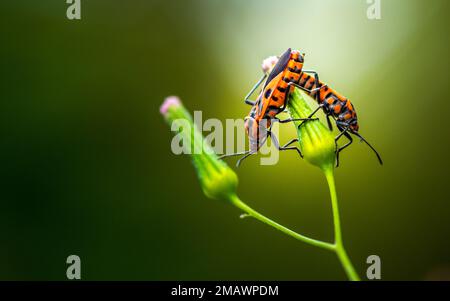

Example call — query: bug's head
[291,50,305,63]
[350,123,359,132]
[348,111,359,132]
[245,117,268,152]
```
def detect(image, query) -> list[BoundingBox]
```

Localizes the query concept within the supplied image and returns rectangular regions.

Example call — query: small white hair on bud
[261,56,279,73]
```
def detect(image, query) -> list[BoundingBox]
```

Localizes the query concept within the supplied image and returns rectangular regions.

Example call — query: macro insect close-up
[2,0,450,295]
[220,48,383,167]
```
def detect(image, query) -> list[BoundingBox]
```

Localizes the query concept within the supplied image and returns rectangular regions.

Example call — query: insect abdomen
[297,73,359,129]
[268,53,304,112]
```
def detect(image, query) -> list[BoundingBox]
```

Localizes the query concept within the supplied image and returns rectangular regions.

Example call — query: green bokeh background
[1,0,449,280]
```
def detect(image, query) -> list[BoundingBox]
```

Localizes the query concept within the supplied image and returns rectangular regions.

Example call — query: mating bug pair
[219,48,383,167]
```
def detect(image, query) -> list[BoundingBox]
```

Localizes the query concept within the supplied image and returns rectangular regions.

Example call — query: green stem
[323,165,361,281]
[229,194,335,252]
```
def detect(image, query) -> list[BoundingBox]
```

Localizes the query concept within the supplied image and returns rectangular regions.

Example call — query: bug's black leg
[302,70,320,99]
[286,82,327,111]
[244,74,267,106]
[282,79,312,111]
[287,81,326,95]
[321,94,341,132]
[273,117,318,124]
[269,116,318,133]
[302,70,319,79]
[280,117,318,123]
[295,104,324,129]
[281,138,298,147]
[278,82,292,112]
[269,131,303,158]
[303,70,320,85]
[282,81,324,129]
[302,70,329,104]
[326,114,334,131]
[270,133,299,149]
[218,150,251,160]
[236,152,255,167]
[281,138,302,156]
[219,150,255,167]
[286,82,310,94]
[336,131,353,168]
[335,125,351,167]
[335,125,350,141]
[338,131,353,153]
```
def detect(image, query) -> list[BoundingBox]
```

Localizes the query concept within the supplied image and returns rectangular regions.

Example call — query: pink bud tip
[160,96,181,115]
[261,56,279,73]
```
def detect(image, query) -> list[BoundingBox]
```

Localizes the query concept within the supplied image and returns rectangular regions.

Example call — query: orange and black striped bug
[221,48,383,167]
[219,48,317,166]
[284,55,383,166]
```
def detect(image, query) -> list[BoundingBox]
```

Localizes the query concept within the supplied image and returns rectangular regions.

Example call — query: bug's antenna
[353,132,383,165]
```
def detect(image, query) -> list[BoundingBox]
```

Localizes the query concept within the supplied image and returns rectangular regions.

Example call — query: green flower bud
[160,96,238,201]
[287,89,336,171]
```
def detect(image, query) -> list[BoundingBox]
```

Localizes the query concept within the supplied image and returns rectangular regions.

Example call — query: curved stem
[229,194,335,252]
[323,165,361,281]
